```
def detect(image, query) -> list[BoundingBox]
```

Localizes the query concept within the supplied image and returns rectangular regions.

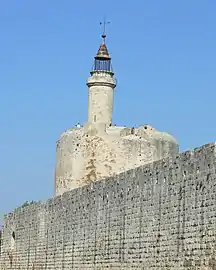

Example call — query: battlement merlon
[58,124,177,142]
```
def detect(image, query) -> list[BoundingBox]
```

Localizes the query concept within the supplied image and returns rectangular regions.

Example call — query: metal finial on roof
[100,17,110,43]
[91,18,113,73]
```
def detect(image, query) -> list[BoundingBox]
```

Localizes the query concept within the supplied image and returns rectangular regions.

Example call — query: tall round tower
[87,35,117,126]
[54,27,179,197]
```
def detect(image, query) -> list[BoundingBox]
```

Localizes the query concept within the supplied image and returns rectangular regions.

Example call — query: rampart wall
[1,142,216,269]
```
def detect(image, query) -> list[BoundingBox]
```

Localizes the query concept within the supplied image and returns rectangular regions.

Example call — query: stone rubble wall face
[1,143,216,269]
[55,126,179,195]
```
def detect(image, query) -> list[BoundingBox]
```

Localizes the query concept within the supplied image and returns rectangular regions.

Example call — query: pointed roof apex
[95,42,110,60]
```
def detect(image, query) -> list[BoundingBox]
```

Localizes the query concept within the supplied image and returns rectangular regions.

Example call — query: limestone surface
[54,38,179,196]
[1,142,216,269]
[55,124,179,195]
[0,37,184,270]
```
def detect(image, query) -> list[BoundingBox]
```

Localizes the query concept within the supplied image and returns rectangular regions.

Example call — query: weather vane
[100,17,110,42]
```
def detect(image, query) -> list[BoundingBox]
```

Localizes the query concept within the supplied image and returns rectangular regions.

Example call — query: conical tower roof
[95,42,111,60]
[91,27,113,74]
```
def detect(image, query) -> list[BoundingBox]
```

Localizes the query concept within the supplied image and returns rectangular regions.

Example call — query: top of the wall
[4,142,216,219]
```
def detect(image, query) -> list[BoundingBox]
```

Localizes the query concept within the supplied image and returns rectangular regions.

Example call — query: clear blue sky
[0,0,216,223]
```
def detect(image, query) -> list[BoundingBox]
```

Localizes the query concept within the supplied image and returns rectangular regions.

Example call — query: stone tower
[54,33,179,196]
[87,39,116,127]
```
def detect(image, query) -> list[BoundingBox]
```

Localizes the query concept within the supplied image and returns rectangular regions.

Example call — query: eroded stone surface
[0,38,183,269]
[1,143,216,269]
[55,124,179,195]
[54,40,179,196]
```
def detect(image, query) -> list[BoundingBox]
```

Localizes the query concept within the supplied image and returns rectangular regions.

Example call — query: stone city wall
[1,142,216,269]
